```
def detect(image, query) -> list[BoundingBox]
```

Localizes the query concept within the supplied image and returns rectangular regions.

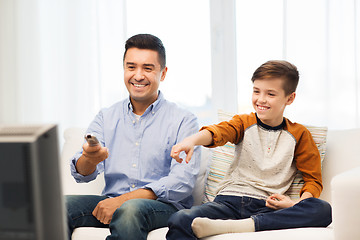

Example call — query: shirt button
[132,184,135,188]
[132,120,135,124]
[132,163,137,168]
[135,142,139,146]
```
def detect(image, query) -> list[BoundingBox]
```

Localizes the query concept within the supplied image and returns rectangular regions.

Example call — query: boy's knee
[302,198,332,225]
[168,209,193,227]
[304,198,331,213]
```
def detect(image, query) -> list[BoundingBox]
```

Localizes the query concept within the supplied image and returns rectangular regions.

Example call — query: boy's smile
[252,78,295,127]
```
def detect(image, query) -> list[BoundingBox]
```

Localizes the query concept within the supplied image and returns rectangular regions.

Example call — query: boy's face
[252,78,295,127]
[123,47,167,106]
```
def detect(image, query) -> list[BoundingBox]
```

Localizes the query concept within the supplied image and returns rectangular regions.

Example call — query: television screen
[0,124,66,240]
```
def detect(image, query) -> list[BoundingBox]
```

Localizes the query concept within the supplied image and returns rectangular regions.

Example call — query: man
[66,34,200,240]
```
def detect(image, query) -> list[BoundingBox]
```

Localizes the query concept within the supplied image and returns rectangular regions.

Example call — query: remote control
[84,133,100,147]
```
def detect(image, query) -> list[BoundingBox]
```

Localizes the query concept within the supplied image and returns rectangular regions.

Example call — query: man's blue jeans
[66,195,177,240]
[166,195,332,240]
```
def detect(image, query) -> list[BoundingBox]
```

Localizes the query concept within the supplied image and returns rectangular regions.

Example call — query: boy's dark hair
[123,34,166,70]
[251,60,299,95]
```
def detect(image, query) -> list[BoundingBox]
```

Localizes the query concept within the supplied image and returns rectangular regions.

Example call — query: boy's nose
[258,94,267,103]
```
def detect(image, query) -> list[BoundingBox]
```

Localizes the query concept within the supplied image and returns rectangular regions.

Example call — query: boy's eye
[127,66,135,70]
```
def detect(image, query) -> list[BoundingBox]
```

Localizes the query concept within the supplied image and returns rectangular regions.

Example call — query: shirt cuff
[70,154,98,183]
[144,182,165,199]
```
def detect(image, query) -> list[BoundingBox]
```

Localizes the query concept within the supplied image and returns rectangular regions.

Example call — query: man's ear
[160,66,168,82]
[286,92,296,105]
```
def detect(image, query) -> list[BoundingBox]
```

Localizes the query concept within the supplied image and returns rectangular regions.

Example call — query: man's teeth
[133,83,146,88]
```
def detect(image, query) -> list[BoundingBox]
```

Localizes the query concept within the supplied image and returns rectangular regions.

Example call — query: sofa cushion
[203,110,328,203]
[285,125,327,200]
[72,225,334,240]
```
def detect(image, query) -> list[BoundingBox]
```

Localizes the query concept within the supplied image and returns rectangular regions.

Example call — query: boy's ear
[286,92,296,105]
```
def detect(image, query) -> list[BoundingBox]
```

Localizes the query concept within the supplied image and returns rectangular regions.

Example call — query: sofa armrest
[331,167,360,240]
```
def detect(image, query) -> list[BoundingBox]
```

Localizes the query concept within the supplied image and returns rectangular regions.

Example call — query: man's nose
[134,69,145,81]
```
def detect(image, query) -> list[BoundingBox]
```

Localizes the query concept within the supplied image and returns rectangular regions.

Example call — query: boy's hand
[266,193,295,210]
[171,130,213,163]
[171,139,195,163]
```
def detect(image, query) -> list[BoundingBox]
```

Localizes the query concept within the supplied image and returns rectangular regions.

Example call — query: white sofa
[61,128,360,240]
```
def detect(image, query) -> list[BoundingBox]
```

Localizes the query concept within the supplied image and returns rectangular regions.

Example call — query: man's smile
[130,82,149,88]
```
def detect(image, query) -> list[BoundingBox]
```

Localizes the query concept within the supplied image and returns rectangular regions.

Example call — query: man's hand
[266,193,295,210]
[92,189,156,225]
[171,138,195,163]
[75,143,109,176]
[92,196,126,225]
[82,143,109,165]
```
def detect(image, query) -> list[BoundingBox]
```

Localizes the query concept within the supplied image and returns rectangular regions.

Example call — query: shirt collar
[126,90,164,116]
[255,113,285,131]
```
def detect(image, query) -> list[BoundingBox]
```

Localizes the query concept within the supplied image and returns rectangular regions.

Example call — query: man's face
[252,78,295,127]
[123,48,167,106]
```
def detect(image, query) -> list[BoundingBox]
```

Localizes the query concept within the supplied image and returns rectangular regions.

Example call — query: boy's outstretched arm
[171,130,213,163]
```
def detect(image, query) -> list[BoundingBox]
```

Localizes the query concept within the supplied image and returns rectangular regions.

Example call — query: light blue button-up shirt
[70,91,201,209]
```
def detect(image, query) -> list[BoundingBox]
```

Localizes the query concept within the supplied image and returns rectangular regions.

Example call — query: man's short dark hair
[251,60,299,95]
[123,34,166,70]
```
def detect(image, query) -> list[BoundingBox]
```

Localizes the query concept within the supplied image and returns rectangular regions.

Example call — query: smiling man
[66,34,200,240]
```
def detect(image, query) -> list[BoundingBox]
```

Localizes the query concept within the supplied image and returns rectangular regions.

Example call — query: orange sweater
[201,112,323,198]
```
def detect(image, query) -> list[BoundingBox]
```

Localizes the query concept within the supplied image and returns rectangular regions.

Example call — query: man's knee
[65,195,81,219]
[115,199,143,217]
[111,199,151,227]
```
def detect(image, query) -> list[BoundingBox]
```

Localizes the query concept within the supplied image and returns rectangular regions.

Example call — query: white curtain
[236,0,360,130]
[1,0,359,135]
[285,0,360,129]
[0,0,127,135]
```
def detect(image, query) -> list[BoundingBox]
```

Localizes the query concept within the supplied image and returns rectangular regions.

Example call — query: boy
[166,60,332,239]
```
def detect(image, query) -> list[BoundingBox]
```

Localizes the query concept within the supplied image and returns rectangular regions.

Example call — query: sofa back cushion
[320,128,360,202]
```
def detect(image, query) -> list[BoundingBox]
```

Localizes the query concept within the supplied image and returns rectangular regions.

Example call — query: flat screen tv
[0,124,66,240]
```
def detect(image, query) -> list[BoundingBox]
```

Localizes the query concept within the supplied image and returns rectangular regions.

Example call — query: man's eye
[127,66,135,70]
[268,93,275,96]
[145,67,152,71]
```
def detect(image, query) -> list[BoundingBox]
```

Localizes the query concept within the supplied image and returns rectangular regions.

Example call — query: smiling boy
[166,60,332,239]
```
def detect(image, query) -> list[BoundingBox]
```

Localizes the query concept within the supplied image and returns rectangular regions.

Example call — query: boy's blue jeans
[166,195,332,240]
[66,195,177,240]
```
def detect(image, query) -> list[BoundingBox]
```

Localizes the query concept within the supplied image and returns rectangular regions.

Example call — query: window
[126,0,213,124]
[235,0,360,129]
